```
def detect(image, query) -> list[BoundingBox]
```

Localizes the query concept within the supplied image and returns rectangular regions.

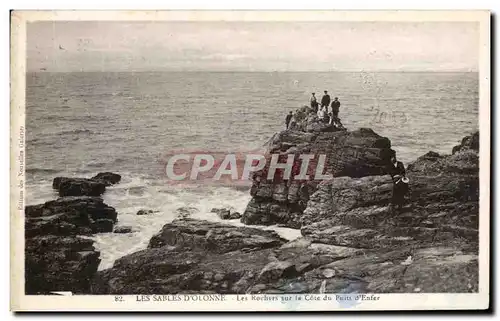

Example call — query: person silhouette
[387,153,409,213]
[285,111,293,129]
[321,91,331,113]
[331,97,341,118]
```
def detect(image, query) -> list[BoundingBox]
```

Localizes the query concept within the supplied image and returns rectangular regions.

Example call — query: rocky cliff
[242,106,394,228]
[89,111,479,294]
[24,173,120,294]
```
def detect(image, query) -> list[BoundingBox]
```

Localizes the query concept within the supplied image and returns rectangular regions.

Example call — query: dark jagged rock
[114,226,133,234]
[210,208,241,220]
[91,219,286,294]
[148,218,287,253]
[92,220,477,294]
[229,211,242,220]
[25,196,118,294]
[90,219,354,294]
[452,131,479,155]
[52,172,121,196]
[285,132,479,292]
[91,245,263,294]
[25,235,100,294]
[301,175,393,227]
[137,209,156,216]
[301,132,479,245]
[297,245,478,293]
[210,208,231,219]
[176,207,198,219]
[91,172,122,186]
[25,196,118,235]
[257,261,299,283]
[53,177,106,197]
[241,119,394,227]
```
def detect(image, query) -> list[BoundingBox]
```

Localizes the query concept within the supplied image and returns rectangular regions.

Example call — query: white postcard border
[10,10,491,311]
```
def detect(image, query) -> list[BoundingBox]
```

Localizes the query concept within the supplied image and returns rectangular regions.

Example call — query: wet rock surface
[26,235,101,294]
[53,177,106,197]
[113,226,134,234]
[25,174,121,294]
[91,172,122,186]
[211,208,231,219]
[211,208,242,220]
[53,171,121,196]
[91,219,346,294]
[91,218,477,294]
[26,196,118,236]
[147,219,287,253]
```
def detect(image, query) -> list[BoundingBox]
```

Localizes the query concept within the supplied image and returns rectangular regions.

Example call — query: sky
[26,21,479,72]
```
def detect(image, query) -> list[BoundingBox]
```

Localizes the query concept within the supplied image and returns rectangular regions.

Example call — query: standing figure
[331,97,341,118]
[310,93,318,112]
[387,153,409,213]
[285,111,293,129]
[321,90,331,113]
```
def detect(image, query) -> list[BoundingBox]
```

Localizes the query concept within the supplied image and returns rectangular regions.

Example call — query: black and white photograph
[10,10,490,311]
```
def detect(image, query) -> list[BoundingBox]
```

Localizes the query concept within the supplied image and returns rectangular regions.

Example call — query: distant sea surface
[25,71,479,268]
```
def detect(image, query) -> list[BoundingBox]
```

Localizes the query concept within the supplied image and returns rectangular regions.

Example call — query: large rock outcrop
[91,172,122,186]
[242,110,394,227]
[26,196,118,236]
[452,131,479,155]
[52,171,121,197]
[25,236,101,294]
[25,174,121,294]
[90,130,479,295]
[148,218,287,253]
[91,219,290,294]
[300,146,479,249]
[53,177,106,197]
[294,131,479,292]
[92,219,373,294]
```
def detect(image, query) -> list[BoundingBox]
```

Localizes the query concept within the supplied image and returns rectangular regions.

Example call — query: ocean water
[25,71,479,269]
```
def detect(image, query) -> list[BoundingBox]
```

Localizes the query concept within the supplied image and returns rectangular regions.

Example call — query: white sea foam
[76,174,301,270]
[26,173,304,270]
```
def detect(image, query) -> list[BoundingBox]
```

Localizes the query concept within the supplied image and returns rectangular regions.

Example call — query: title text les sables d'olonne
[128,294,380,303]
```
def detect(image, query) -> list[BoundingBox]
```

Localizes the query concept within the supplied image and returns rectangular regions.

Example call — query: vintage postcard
[10,10,490,311]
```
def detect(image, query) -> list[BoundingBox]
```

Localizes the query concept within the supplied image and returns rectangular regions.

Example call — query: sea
[25,71,479,269]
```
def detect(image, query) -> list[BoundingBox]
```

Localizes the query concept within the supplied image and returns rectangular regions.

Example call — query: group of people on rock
[310,90,341,118]
[284,90,343,130]
[311,91,343,127]
[283,90,410,214]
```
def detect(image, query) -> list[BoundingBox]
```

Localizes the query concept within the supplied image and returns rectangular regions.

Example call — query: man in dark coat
[387,154,409,213]
[285,111,293,129]
[331,97,341,118]
[321,91,331,113]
